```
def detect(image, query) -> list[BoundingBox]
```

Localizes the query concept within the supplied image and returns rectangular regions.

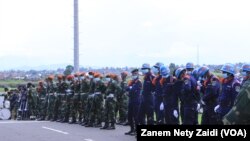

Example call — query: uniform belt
[57,94,65,96]
[80,93,86,95]
[40,98,46,100]
[48,93,54,96]
[95,92,101,95]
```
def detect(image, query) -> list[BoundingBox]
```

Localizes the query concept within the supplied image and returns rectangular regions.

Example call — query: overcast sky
[0,0,250,70]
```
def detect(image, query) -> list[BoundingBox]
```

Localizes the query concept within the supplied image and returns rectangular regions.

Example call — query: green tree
[64,65,74,76]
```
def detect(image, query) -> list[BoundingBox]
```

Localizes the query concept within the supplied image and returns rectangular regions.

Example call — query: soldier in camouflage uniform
[52,74,64,121]
[69,73,81,124]
[101,74,121,130]
[57,75,69,122]
[116,71,128,125]
[61,75,73,123]
[78,72,90,125]
[27,82,38,120]
[86,73,106,127]
[84,72,96,127]
[46,75,57,121]
[10,89,19,120]
[223,64,250,125]
[37,81,47,121]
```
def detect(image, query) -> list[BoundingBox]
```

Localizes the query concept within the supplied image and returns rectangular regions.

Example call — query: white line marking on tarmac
[42,126,69,135]
[84,139,94,141]
[0,121,49,124]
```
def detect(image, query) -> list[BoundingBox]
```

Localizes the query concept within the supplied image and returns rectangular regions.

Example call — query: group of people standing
[3,62,250,137]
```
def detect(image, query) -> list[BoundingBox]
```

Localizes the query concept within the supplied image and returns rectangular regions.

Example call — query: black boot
[85,122,94,127]
[123,121,129,126]
[107,123,115,130]
[100,122,109,129]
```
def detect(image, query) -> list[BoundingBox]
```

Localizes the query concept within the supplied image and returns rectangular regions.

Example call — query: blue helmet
[160,65,170,77]
[242,64,250,72]
[141,63,150,69]
[192,68,199,81]
[197,66,209,78]
[175,68,186,79]
[186,62,194,69]
[154,62,164,69]
[220,63,235,75]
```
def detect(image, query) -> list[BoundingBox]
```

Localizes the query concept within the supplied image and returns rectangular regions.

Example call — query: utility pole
[74,0,79,72]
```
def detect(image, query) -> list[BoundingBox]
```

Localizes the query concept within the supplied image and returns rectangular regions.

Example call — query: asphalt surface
[0,120,136,141]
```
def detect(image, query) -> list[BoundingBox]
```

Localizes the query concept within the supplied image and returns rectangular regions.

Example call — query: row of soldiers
[13,72,129,130]
[4,62,250,136]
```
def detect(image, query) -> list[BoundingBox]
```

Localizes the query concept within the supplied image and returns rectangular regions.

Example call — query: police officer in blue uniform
[151,62,164,124]
[138,63,155,125]
[125,69,142,136]
[185,62,200,125]
[160,65,179,125]
[175,68,199,125]
[214,63,241,124]
[198,66,221,124]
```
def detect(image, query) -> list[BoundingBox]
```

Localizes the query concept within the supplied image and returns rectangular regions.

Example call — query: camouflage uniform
[9,90,19,120]
[84,79,96,126]
[46,81,57,120]
[69,80,81,124]
[52,81,64,121]
[57,81,69,122]
[115,80,128,124]
[88,80,106,127]
[79,79,90,124]
[223,79,250,124]
[101,80,121,129]
[27,85,38,119]
[37,84,47,120]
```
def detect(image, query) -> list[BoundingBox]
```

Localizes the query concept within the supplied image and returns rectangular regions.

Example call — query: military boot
[100,122,109,129]
[107,123,115,130]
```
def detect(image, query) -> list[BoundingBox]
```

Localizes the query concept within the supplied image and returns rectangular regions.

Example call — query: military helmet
[186,62,194,69]
[154,62,164,69]
[197,66,209,78]
[141,63,150,69]
[175,68,186,79]
[220,63,235,75]
[242,64,250,72]
[160,65,170,77]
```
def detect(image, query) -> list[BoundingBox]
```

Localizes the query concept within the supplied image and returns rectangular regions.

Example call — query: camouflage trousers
[104,97,116,124]
[89,93,104,124]
[69,94,81,122]
[85,94,94,124]
[27,96,38,118]
[79,93,89,122]
[53,94,62,120]
[115,94,128,122]
[38,98,47,119]
[59,95,69,121]
[46,94,56,120]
